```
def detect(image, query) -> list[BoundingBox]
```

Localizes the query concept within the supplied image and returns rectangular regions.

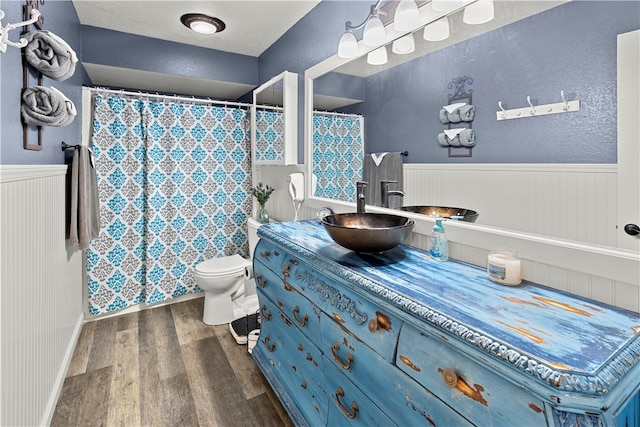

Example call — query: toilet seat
[195,254,248,277]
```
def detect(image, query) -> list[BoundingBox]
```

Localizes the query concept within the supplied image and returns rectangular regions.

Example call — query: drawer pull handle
[280,312,293,327]
[368,319,378,332]
[260,305,272,321]
[256,274,267,288]
[331,342,354,370]
[289,258,298,265]
[301,380,307,389]
[283,281,293,291]
[292,306,308,327]
[442,368,459,388]
[335,387,359,419]
[262,335,276,352]
[260,251,270,259]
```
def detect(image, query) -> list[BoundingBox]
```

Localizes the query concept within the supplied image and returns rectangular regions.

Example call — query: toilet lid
[195,254,248,276]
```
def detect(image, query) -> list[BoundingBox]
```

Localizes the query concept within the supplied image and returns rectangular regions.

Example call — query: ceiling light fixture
[180,13,226,35]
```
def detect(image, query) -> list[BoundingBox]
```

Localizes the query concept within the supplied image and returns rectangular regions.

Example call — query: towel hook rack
[526,96,535,115]
[0,8,41,53]
[496,91,580,121]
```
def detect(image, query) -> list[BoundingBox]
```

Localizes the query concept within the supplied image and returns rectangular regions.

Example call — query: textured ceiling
[72,0,320,57]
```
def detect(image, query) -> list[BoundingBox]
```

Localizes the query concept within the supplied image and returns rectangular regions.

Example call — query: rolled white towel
[23,31,78,81]
[437,132,449,146]
[21,86,77,127]
[459,129,476,147]
[458,104,476,122]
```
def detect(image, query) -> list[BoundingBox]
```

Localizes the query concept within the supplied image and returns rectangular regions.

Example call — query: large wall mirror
[252,70,298,165]
[305,0,640,253]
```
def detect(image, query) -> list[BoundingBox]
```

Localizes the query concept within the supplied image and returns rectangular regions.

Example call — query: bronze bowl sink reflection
[321,213,415,254]
[399,206,479,223]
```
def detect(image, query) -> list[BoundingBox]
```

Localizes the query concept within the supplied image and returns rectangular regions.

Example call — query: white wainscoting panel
[1,166,84,426]
[403,164,617,247]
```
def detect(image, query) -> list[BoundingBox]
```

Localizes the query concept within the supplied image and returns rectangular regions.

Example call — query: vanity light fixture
[362,10,385,46]
[393,0,421,32]
[392,34,415,54]
[367,45,388,65]
[423,17,450,41]
[337,30,359,58]
[337,0,421,57]
[180,13,226,35]
[463,0,494,24]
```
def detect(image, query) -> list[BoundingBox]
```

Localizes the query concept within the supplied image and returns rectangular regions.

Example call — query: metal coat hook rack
[0,8,40,53]
[496,91,580,121]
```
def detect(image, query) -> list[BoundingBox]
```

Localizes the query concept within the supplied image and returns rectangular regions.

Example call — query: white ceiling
[72,0,320,57]
[72,0,320,97]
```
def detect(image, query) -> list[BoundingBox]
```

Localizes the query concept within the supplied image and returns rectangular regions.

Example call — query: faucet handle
[380,180,398,184]
[356,181,368,187]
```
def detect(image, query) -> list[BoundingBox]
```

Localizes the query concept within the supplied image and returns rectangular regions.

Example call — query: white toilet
[194,217,262,325]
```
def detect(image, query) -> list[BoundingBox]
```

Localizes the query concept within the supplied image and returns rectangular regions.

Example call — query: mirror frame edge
[303,52,639,287]
[252,70,298,166]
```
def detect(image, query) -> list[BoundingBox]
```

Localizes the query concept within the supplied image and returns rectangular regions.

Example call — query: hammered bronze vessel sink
[321,213,415,254]
[399,206,479,223]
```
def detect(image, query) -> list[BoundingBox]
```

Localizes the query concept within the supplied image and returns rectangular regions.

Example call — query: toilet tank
[247,217,262,257]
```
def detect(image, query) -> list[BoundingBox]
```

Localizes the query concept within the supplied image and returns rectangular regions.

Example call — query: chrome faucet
[380,180,405,208]
[356,181,368,213]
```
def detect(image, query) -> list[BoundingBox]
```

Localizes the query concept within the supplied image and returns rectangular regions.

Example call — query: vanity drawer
[324,356,397,427]
[321,311,473,427]
[254,239,287,276]
[286,256,402,362]
[396,323,548,426]
[255,259,322,343]
[256,290,328,424]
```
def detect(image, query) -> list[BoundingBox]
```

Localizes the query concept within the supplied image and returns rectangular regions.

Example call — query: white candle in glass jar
[487,250,522,285]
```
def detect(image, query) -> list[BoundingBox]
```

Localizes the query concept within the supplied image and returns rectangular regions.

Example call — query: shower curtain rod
[313,109,362,119]
[87,86,252,109]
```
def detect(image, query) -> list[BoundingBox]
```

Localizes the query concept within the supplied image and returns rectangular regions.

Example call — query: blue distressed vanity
[251,219,640,426]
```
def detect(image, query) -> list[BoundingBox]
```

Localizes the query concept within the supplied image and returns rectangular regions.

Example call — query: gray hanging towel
[69,146,100,250]
[22,30,78,81]
[362,152,404,209]
[21,86,77,127]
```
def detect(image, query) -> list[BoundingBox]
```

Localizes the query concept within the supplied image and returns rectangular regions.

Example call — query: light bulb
[338,31,358,58]
[463,0,494,25]
[367,46,388,65]
[423,17,450,41]
[363,15,385,47]
[392,34,415,54]
[394,0,421,32]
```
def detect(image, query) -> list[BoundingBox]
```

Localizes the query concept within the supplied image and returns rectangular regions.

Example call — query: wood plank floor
[51,297,294,427]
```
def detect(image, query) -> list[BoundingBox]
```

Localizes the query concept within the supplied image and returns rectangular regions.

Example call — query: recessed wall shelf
[496,91,580,121]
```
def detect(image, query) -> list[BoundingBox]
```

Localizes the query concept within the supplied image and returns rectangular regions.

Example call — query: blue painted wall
[342,1,640,163]
[0,0,87,165]
[260,0,639,164]
[82,26,257,86]
[2,1,638,165]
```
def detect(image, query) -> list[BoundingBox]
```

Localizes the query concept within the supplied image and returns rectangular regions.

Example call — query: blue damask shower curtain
[312,112,364,202]
[87,94,252,316]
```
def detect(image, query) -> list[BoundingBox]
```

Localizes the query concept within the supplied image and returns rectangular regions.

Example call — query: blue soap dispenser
[430,218,448,262]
